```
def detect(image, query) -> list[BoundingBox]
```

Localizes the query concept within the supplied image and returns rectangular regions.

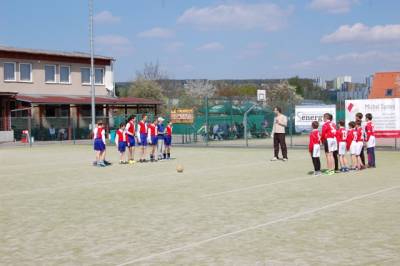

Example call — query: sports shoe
[128,160,136,164]
[97,162,106,167]
[282,158,288,162]
[270,157,278,161]
[314,171,322,176]
[325,170,335,176]
[104,160,112,166]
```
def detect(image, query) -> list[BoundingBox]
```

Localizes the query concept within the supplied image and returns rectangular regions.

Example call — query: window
[385,89,393,97]
[95,68,104,85]
[4,62,16,81]
[60,66,70,83]
[81,68,90,84]
[19,63,32,82]
[45,65,56,83]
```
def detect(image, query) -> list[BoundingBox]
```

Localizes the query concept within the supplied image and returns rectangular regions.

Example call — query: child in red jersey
[147,119,158,162]
[365,113,376,168]
[355,120,365,170]
[115,122,128,164]
[321,113,337,175]
[347,121,357,170]
[164,121,173,159]
[309,121,321,176]
[355,112,366,166]
[336,121,349,172]
[125,115,136,164]
[136,114,148,162]
[93,121,106,167]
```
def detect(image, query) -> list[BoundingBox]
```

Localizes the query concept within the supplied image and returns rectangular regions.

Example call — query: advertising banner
[295,105,336,133]
[345,98,400,138]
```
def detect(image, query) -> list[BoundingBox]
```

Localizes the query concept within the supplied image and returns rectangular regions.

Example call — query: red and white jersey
[138,121,147,134]
[126,121,135,136]
[356,127,364,142]
[321,120,336,142]
[93,127,106,144]
[116,129,127,143]
[166,125,172,136]
[336,127,347,142]
[365,121,375,141]
[346,128,355,150]
[148,124,157,136]
[308,129,321,153]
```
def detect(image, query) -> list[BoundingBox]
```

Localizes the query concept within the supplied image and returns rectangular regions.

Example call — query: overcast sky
[1,0,400,82]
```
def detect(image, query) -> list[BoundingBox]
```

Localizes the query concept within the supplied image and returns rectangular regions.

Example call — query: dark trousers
[360,146,366,165]
[333,150,339,171]
[367,147,376,167]
[274,133,288,159]
[311,156,321,171]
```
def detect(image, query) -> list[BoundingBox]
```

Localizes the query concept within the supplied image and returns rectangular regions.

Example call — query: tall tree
[265,81,303,112]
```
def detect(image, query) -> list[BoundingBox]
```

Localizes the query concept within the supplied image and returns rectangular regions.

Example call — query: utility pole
[89,0,96,133]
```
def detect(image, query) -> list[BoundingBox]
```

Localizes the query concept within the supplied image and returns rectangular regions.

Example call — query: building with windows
[334,75,352,90]
[0,46,161,142]
[369,72,400,99]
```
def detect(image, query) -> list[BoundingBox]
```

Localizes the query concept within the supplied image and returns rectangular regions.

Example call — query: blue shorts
[149,136,158,146]
[140,133,147,146]
[165,135,172,146]
[118,141,127,152]
[94,138,106,151]
[127,135,135,147]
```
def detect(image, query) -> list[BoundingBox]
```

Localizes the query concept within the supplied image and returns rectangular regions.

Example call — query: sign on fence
[295,105,336,133]
[170,109,194,124]
[345,98,400,138]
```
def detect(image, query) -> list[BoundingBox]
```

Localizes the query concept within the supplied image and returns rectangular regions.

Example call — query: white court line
[201,169,366,198]
[201,175,316,198]
[0,160,266,198]
[116,185,400,266]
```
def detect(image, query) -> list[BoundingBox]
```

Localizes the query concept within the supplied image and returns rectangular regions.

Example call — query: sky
[1,0,400,82]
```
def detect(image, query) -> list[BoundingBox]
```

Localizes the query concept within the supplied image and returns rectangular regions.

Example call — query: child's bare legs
[339,155,347,169]
[326,152,334,170]
[140,146,146,160]
[129,147,135,161]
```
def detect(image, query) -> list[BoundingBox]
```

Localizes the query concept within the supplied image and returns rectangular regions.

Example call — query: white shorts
[338,142,347,155]
[367,136,376,148]
[312,144,320,158]
[350,141,362,155]
[327,138,337,152]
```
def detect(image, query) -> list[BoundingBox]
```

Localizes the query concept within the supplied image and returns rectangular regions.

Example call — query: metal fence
[2,98,399,150]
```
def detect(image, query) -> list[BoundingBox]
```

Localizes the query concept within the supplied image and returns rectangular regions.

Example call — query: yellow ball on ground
[176,164,184,173]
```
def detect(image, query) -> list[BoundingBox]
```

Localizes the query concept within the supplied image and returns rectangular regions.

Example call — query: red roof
[16,95,162,105]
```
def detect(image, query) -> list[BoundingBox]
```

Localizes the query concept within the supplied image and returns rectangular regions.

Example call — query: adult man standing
[271,107,288,161]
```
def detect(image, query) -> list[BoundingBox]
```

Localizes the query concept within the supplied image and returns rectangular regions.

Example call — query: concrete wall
[0,58,113,96]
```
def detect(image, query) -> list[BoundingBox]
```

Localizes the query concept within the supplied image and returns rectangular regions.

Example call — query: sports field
[1,145,400,265]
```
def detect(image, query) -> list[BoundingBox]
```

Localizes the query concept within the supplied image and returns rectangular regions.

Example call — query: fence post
[205,96,209,146]
[289,104,293,148]
[28,110,32,148]
[244,103,257,147]
[73,119,76,145]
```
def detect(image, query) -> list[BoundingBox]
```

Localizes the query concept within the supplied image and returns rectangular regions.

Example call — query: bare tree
[136,62,168,81]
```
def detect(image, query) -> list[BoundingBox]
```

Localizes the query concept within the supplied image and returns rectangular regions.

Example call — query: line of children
[93,115,173,166]
[309,112,376,175]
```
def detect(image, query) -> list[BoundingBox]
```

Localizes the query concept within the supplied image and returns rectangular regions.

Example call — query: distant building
[334,76,352,90]
[365,75,374,88]
[0,45,161,142]
[369,72,400,99]
[325,80,335,90]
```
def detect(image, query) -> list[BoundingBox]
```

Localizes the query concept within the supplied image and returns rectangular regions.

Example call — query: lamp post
[89,0,96,134]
